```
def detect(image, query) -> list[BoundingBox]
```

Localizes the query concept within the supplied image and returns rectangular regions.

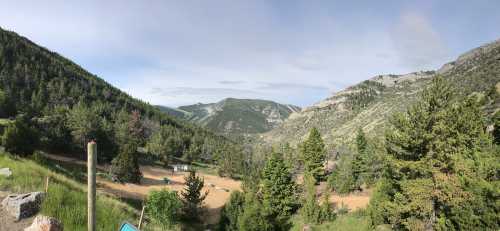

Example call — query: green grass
[291,211,373,231]
[0,152,141,231]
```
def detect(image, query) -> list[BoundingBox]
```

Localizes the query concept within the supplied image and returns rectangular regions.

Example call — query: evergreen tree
[181,170,208,221]
[370,77,499,230]
[261,151,298,229]
[494,112,500,145]
[237,192,273,231]
[352,128,368,188]
[2,116,39,156]
[109,142,142,183]
[218,191,245,231]
[300,128,326,181]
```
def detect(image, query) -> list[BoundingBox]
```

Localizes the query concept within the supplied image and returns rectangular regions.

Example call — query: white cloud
[391,12,449,70]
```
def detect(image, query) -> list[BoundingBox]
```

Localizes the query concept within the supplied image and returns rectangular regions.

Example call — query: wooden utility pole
[87,141,97,231]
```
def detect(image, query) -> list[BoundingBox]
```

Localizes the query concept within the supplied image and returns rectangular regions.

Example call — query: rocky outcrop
[1,192,45,220]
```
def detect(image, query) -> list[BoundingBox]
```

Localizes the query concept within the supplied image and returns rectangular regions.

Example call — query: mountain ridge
[261,39,500,150]
[158,98,301,135]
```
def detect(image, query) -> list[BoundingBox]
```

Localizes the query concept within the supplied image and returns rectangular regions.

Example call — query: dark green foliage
[370,77,499,230]
[146,189,182,229]
[218,191,245,231]
[327,152,356,194]
[181,170,208,221]
[109,143,142,183]
[301,173,335,225]
[261,151,298,228]
[494,111,500,145]
[0,89,14,117]
[300,128,326,181]
[345,80,385,110]
[237,192,273,231]
[2,116,39,156]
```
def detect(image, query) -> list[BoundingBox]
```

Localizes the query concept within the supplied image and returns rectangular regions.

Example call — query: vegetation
[218,191,245,231]
[0,153,139,231]
[177,98,301,135]
[181,170,208,221]
[146,189,182,229]
[109,143,142,183]
[369,77,499,230]
[0,26,247,177]
[2,116,39,156]
[301,173,335,224]
[261,151,298,229]
[300,128,326,182]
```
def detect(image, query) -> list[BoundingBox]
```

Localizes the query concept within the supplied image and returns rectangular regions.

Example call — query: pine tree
[2,116,39,156]
[371,77,499,230]
[219,191,245,231]
[352,128,367,188]
[261,151,298,228]
[181,170,208,221]
[237,192,273,231]
[300,128,326,182]
[109,142,142,183]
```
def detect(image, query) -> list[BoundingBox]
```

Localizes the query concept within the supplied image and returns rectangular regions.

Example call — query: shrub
[2,117,39,156]
[146,189,182,229]
[109,143,142,183]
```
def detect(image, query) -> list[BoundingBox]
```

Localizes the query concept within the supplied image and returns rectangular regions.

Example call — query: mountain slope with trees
[159,98,301,135]
[262,39,500,151]
[0,27,244,177]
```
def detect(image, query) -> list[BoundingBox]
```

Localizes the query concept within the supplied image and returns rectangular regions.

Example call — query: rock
[0,168,12,177]
[24,215,63,231]
[1,192,45,220]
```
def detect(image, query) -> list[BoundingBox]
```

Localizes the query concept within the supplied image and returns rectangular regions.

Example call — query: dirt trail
[45,154,241,224]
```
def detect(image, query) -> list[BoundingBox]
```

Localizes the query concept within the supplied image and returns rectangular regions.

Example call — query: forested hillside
[0,27,244,176]
[262,39,500,150]
[161,98,301,135]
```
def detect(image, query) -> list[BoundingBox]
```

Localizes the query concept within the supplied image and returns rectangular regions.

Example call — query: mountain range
[158,98,301,135]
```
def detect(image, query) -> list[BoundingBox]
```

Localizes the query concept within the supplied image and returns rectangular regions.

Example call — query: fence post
[88,141,97,231]
[45,176,50,193]
[138,205,146,230]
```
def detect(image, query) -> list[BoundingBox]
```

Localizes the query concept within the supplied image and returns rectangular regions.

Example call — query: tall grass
[0,153,139,231]
[290,210,372,231]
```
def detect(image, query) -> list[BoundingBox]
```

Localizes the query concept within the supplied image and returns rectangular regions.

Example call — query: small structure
[172,164,190,172]
[1,192,45,220]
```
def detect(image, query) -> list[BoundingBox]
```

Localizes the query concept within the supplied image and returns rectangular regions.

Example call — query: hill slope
[0,27,233,161]
[262,39,500,150]
[161,98,301,135]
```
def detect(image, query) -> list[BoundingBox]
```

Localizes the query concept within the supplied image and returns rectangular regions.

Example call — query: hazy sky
[1,1,499,107]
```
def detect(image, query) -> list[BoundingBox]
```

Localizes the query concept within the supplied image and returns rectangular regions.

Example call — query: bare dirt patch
[44,154,241,224]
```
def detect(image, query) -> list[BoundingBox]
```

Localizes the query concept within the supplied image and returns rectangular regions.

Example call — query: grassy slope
[0,153,144,231]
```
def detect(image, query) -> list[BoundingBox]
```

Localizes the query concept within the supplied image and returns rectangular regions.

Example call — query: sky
[0,1,499,107]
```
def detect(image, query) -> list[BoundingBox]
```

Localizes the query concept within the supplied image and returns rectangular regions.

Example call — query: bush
[2,117,39,156]
[218,191,245,231]
[146,189,182,229]
[109,143,142,183]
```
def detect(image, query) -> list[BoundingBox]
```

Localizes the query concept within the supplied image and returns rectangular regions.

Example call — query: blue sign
[119,222,139,231]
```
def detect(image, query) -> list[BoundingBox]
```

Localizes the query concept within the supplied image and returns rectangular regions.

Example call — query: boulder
[0,168,12,177]
[1,192,45,220]
[24,215,63,231]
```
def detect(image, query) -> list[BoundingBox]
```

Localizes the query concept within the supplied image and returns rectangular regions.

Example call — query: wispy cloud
[391,11,449,70]
[218,80,246,85]
[257,82,329,91]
